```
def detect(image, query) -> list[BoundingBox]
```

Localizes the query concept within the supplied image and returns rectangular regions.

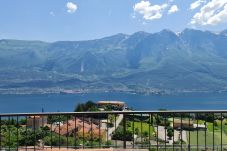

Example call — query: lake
[0,92,227,113]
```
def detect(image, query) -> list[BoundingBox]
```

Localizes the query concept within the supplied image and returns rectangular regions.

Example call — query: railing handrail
[1,110,227,116]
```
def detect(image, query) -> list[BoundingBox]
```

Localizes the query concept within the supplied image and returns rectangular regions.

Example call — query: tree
[19,118,27,125]
[149,116,153,125]
[74,101,98,112]
[167,127,173,139]
[104,104,113,111]
[112,126,133,141]
[135,127,139,135]
[127,122,131,127]
[195,113,217,122]
[143,131,148,137]
[47,115,68,123]
[74,103,84,112]
[85,101,96,110]
[108,115,115,127]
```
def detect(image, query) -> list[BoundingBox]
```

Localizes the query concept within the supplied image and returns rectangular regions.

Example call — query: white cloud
[49,11,55,16]
[190,0,206,10]
[168,5,179,14]
[207,4,227,25]
[191,0,227,25]
[131,14,136,19]
[66,2,77,13]
[133,1,168,20]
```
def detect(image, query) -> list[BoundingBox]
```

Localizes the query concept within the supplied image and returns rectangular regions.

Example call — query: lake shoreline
[1,92,227,113]
[0,87,227,96]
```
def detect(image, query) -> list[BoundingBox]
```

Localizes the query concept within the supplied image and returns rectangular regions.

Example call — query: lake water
[0,92,227,113]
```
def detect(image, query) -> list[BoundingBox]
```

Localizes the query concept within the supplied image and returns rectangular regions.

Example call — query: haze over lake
[1,92,227,113]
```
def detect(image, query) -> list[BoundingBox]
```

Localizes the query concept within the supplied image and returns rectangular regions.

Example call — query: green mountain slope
[1,29,227,93]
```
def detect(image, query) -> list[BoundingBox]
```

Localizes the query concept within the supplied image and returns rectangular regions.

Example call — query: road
[107,114,124,140]
[155,126,187,145]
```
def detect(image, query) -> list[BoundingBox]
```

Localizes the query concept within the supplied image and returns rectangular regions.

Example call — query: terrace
[0,110,226,151]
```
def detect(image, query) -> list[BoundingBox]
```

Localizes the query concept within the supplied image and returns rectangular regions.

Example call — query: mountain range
[1,28,227,94]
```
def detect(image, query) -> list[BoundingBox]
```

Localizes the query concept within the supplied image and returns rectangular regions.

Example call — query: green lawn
[187,130,227,146]
[207,120,227,134]
[127,121,155,137]
[187,119,227,147]
[197,120,205,125]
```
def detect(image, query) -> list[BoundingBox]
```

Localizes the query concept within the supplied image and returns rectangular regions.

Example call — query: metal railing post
[188,113,191,151]
[0,116,1,150]
[132,113,134,149]
[221,112,223,151]
[74,115,77,149]
[123,113,126,149]
[115,114,117,148]
[213,113,215,151]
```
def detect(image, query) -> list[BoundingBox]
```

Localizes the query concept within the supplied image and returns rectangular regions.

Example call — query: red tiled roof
[52,118,103,137]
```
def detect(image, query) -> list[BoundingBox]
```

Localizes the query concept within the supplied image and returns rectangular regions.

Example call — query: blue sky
[0,0,227,41]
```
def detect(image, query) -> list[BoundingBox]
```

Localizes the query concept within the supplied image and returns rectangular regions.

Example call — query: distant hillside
[1,29,227,94]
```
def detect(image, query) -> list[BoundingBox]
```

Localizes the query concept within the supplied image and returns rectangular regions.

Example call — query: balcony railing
[0,110,227,150]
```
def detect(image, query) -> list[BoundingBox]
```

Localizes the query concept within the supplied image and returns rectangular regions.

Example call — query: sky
[0,0,227,42]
